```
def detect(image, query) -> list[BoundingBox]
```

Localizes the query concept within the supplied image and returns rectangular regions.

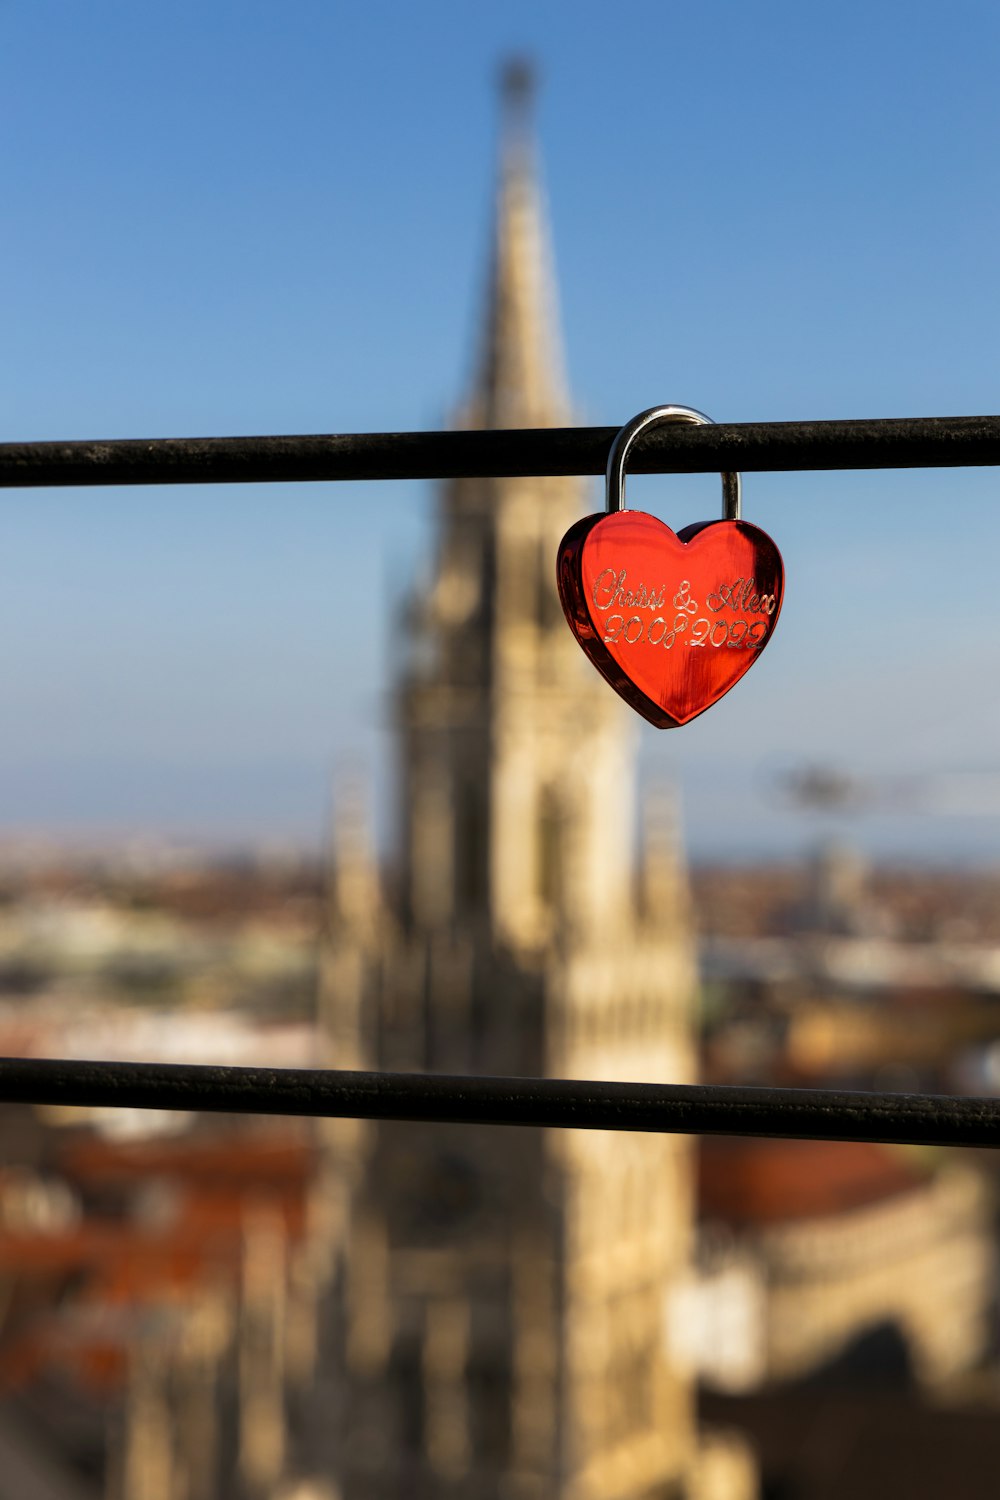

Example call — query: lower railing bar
[2,1058,998,1148]
[2,414,999,489]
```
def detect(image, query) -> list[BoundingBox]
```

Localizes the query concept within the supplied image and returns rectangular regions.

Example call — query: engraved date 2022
[591,568,777,651]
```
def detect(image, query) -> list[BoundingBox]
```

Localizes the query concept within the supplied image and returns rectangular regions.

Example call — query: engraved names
[591,567,777,651]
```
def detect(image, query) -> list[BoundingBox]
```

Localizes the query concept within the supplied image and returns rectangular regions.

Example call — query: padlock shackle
[605,405,742,521]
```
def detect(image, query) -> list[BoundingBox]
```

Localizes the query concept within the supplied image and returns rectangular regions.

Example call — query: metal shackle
[605,405,742,521]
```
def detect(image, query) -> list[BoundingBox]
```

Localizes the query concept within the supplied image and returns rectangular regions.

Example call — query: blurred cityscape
[3,66,1000,1500]
[3,835,1000,1498]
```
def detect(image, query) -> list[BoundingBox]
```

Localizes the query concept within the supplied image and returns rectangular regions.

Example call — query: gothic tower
[327,65,699,1500]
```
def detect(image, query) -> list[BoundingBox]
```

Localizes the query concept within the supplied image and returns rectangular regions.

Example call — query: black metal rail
[5,412,1000,1149]
[2,414,999,488]
[3,1058,998,1148]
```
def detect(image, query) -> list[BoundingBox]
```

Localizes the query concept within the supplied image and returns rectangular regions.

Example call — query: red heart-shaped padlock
[557,510,783,727]
[557,405,784,728]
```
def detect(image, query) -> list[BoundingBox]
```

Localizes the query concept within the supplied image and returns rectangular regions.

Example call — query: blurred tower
[322,64,702,1500]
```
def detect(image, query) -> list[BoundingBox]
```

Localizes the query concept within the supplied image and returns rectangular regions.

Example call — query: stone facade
[318,79,704,1500]
[758,1163,995,1387]
[688,1140,995,1396]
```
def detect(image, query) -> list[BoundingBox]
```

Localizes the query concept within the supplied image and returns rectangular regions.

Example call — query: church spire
[464,60,570,430]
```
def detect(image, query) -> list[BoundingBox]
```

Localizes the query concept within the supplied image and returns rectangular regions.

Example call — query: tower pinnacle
[499,55,536,135]
[464,59,569,430]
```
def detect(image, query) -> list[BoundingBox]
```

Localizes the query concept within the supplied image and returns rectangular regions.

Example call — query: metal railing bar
[2,415,999,489]
[3,1058,998,1148]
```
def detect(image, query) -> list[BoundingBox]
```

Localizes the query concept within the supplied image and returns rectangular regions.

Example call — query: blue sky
[2,0,1000,860]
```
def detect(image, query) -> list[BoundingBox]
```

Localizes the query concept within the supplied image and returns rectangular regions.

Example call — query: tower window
[457,781,486,912]
[537,786,563,909]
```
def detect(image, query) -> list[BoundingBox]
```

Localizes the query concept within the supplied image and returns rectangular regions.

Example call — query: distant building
[310,67,747,1500]
[680,1138,995,1393]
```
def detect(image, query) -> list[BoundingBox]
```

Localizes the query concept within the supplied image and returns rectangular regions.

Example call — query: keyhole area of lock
[613,471,726,527]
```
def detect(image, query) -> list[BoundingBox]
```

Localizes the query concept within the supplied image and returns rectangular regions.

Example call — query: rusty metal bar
[1,415,999,489]
[4,414,1000,1146]
[1,1058,998,1149]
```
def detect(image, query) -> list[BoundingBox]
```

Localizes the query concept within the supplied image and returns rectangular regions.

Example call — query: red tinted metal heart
[558,511,784,728]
